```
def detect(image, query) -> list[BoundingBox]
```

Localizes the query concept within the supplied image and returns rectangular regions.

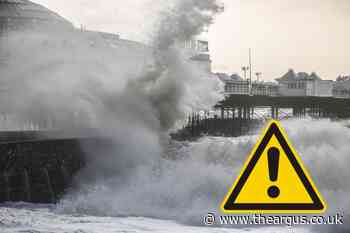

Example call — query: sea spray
[1,0,226,224]
[59,135,255,224]
[56,0,226,223]
[0,28,155,130]
[281,119,350,233]
[58,119,350,230]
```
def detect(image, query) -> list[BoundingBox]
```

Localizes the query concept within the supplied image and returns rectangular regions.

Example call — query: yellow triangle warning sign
[221,120,326,214]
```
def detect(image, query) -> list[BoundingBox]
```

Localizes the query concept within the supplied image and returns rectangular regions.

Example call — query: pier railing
[172,113,262,140]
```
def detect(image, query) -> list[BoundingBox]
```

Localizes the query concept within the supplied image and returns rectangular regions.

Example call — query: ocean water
[0,203,310,233]
[0,119,349,233]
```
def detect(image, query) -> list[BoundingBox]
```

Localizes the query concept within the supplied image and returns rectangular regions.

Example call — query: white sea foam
[55,119,349,233]
[0,203,310,233]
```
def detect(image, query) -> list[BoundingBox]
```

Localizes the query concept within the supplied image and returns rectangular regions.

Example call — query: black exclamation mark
[267,147,280,198]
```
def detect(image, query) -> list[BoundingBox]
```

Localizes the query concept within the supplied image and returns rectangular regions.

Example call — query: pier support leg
[60,165,70,187]
[43,168,55,203]
[3,172,10,202]
[23,169,31,202]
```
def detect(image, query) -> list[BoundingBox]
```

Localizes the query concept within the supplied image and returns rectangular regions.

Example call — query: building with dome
[0,0,74,33]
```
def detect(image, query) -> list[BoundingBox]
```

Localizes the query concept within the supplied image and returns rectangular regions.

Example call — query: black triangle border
[224,122,324,211]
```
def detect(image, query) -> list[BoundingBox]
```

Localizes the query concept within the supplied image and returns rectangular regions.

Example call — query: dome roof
[0,0,74,30]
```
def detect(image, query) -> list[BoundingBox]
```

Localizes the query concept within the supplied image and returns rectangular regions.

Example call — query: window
[197,40,209,52]
[288,83,297,89]
[297,82,305,89]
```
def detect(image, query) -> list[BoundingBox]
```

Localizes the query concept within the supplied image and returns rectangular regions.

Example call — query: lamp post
[242,66,249,80]
[255,72,262,82]
[249,48,253,95]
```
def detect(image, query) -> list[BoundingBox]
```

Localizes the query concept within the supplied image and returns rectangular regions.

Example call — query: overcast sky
[34,0,350,81]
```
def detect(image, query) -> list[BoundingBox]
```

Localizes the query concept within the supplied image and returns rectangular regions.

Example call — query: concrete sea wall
[0,134,104,203]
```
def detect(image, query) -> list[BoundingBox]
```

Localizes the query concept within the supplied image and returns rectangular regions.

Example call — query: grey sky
[34,0,350,81]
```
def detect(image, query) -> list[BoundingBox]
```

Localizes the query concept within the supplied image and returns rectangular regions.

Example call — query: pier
[173,95,350,140]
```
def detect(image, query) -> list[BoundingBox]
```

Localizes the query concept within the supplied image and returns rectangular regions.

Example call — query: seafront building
[333,76,350,98]
[218,73,279,96]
